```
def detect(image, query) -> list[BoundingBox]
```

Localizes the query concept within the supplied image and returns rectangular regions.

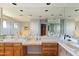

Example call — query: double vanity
[0,37,79,56]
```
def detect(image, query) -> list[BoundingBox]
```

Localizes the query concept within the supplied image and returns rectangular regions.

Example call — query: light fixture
[59,14,62,16]
[29,15,32,16]
[51,14,54,16]
[68,16,71,17]
[20,10,23,12]
[39,16,42,17]
[45,10,48,12]
[46,3,51,5]
[12,3,17,5]
[19,14,23,16]
[74,9,79,11]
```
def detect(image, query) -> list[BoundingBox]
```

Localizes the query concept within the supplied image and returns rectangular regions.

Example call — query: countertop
[0,38,79,56]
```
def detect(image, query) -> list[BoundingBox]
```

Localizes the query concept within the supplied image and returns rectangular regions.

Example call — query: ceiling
[0,3,79,22]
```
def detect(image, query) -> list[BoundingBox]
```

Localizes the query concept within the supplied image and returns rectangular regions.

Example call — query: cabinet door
[23,45,27,56]
[0,47,4,56]
[13,43,22,56]
[14,46,22,56]
[0,43,4,56]
[41,24,46,36]
[42,43,58,56]
[5,47,13,56]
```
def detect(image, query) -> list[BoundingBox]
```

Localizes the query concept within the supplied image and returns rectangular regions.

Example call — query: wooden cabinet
[23,45,27,56]
[13,43,22,56]
[5,43,13,56]
[0,43,22,56]
[42,43,58,56]
[5,47,13,56]
[0,43,4,56]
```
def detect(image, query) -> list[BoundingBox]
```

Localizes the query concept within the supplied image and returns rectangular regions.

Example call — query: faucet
[64,34,71,40]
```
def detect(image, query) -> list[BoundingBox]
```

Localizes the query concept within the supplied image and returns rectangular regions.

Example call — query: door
[41,24,46,36]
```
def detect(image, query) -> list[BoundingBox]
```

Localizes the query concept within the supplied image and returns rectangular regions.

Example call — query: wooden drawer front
[5,47,13,56]
[42,47,57,51]
[13,43,22,46]
[42,43,58,46]
[14,46,21,50]
[14,46,21,56]
[0,47,4,56]
[5,43,13,47]
[0,43,4,47]
[42,43,58,47]
[42,43,58,56]
[43,50,58,56]
[5,51,13,56]
[14,50,21,56]
[43,52,57,56]
[0,47,4,51]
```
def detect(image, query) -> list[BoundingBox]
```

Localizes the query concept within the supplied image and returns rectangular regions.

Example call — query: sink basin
[66,43,79,53]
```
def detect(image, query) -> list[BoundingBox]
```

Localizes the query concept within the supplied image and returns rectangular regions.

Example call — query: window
[14,23,18,29]
[3,20,7,28]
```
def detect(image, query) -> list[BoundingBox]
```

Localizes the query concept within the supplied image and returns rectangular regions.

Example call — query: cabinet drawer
[14,46,22,56]
[0,53,4,56]
[43,51,58,56]
[5,43,13,47]
[42,43,58,46]
[43,49,57,52]
[42,47,57,51]
[14,50,21,56]
[14,46,21,51]
[5,47,13,50]
[0,47,4,56]
[13,43,22,46]
[0,43,4,47]
[5,47,13,56]
[43,53,57,56]
[5,50,13,56]
[42,43,58,56]
[42,43,58,47]
[0,47,4,51]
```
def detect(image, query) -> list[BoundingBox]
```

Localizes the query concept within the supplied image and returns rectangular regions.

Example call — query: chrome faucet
[64,34,71,40]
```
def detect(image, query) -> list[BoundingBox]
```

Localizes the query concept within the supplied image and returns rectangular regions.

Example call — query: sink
[66,43,79,53]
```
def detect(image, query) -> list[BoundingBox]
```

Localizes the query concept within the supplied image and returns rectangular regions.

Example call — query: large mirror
[48,19,61,37]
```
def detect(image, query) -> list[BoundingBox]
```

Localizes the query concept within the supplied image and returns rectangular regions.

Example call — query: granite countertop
[0,38,79,56]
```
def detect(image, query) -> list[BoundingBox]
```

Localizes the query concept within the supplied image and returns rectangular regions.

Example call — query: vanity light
[12,3,17,5]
